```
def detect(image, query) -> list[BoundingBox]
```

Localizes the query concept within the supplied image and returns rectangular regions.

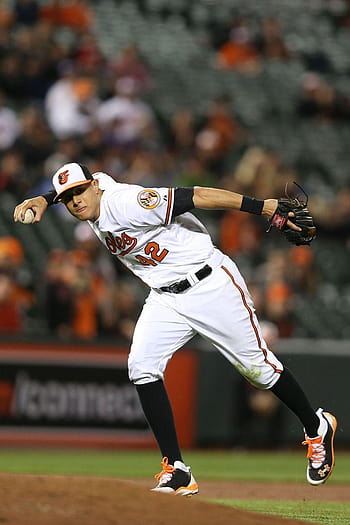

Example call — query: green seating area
[293,245,350,339]
[94,1,350,189]
[2,1,350,339]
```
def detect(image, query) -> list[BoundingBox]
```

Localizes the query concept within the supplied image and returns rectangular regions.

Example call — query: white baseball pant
[128,254,283,389]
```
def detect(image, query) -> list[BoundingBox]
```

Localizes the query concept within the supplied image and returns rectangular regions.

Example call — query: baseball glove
[268,184,316,246]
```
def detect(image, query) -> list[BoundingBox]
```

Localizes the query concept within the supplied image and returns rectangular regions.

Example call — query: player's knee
[128,355,163,385]
[239,366,281,390]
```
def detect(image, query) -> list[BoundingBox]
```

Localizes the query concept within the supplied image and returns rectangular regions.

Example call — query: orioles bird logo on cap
[58,170,69,185]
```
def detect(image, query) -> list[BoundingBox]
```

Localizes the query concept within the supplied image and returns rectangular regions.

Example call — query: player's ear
[91,179,100,193]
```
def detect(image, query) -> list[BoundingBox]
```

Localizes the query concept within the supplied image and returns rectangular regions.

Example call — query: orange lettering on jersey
[105,232,137,256]
[116,232,137,255]
[135,241,169,266]
[144,242,169,262]
[135,254,157,266]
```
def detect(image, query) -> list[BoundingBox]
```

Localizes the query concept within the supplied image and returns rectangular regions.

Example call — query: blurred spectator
[97,76,156,147]
[45,61,99,138]
[0,237,24,271]
[13,23,60,100]
[68,248,111,340]
[45,247,107,340]
[45,240,118,340]
[0,2,14,28]
[297,72,350,120]
[81,127,105,160]
[288,245,318,296]
[73,221,117,283]
[15,106,54,175]
[0,237,32,334]
[0,51,26,101]
[96,146,128,181]
[175,156,215,188]
[45,136,83,173]
[23,54,53,101]
[45,248,74,339]
[40,0,93,32]
[264,280,294,337]
[123,148,167,186]
[13,0,39,26]
[256,250,295,337]
[195,95,247,172]
[74,31,105,75]
[233,320,284,449]
[3,22,68,102]
[32,20,69,82]
[0,149,25,195]
[226,146,297,199]
[11,21,68,103]
[0,270,23,333]
[0,269,31,334]
[255,17,291,61]
[219,211,262,260]
[216,17,261,72]
[108,43,154,94]
[314,185,350,243]
[169,108,196,156]
[330,186,350,241]
[331,0,350,29]
[73,222,145,340]
[113,280,142,342]
[0,91,20,150]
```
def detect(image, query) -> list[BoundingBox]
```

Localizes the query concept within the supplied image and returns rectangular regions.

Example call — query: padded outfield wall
[196,338,349,447]
[0,338,348,448]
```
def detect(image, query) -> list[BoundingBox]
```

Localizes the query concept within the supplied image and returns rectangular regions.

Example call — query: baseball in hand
[20,208,35,224]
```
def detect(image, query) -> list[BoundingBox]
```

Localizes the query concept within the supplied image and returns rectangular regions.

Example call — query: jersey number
[135,242,169,266]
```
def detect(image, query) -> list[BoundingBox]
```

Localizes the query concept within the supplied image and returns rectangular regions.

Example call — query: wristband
[42,190,57,206]
[240,196,264,215]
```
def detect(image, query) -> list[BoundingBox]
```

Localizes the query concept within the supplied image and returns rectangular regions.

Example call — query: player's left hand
[266,186,316,246]
[263,199,303,232]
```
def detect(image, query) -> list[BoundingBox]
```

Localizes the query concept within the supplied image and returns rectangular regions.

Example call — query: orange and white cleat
[302,408,337,485]
[151,457,199,496]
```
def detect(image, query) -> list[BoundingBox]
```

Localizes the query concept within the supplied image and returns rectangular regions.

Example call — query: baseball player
[14,163,337,494]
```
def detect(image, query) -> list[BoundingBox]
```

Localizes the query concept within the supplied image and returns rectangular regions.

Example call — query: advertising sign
[0,345,151,447]
[0,343,198,448]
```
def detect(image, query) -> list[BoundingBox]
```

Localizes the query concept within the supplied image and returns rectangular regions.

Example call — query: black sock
[136,380,183,465]
[270,367,320,437]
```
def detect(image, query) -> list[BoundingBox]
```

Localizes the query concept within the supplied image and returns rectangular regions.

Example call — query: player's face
[61,181,101,221]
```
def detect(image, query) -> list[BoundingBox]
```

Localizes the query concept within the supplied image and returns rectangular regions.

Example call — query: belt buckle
[176,279,190,293]
[161,268,211,294]
[168,279,190,293]
[168,282,180,293]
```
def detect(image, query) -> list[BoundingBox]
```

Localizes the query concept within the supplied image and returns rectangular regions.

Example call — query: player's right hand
[13,196,48,224]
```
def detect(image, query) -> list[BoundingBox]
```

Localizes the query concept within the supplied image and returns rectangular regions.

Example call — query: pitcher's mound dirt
[0,474,321,525]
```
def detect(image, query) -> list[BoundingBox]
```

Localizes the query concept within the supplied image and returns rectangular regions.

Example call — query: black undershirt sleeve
[171,187,194,218]
[42,190,57,206]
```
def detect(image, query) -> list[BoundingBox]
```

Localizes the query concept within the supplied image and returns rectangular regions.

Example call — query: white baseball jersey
[88,172,283,389]
[89,172,222,289]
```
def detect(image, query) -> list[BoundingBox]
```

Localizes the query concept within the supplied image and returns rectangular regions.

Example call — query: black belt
[160,265,212,294]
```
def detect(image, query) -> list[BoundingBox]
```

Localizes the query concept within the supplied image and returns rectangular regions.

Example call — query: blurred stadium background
[0,0,349,449]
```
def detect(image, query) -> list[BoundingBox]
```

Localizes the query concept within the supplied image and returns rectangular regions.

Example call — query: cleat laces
[302,436,325,468]
[154,457,175,484]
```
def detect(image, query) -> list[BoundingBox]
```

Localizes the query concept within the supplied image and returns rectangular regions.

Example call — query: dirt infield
[1,474,349,525]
